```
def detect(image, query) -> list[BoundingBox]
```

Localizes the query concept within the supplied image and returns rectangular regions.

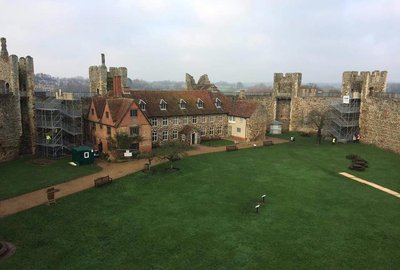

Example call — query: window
[192,116,197,124]
[162,131,168,141]
[91,108,94,115]
[130,110,137,117]
[228,116,236,123]
[139,100,146,111]
[215,98,222,108]
[130,126,139,136]
[210,115,215,123]
[217,126,222,135]
[180,99,187,109]
[160,99,167,110]
[197,98,204,109]
[201,127,206,136]
[218,115,222,122]
[183,116,188,124]
[162,117,168,126]
[209,127,214,135]
[237,127,241,133]
[107,126,111,135]
[172,130,178,139]
[181,134,186,141]
[106,112,109,118]
[152,131,158,142]
[151,117,158,126]
[172,116,178,125]
[201,115,206,123]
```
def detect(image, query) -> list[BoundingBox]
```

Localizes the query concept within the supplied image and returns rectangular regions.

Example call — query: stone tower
[0,37,36,161]
[89,54,127,96]
[341,70,387,99]
[185,73,215,91]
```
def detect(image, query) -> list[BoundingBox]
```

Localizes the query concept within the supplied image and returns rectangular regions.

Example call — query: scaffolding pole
[328,98,360,143]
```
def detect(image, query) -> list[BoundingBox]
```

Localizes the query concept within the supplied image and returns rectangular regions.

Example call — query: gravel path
[0,137,287,217]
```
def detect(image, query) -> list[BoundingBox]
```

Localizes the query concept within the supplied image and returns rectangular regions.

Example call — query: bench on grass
[226,145,238,151]
[263,140,273,146]
[94,175,113,187]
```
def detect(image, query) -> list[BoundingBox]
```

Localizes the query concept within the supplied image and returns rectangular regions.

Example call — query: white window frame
[215,98,222,108]
[217,126,222,135]
[192,115,197,124]
[210,115,215,123]
[152,131,158,142]
[172,116,178,125]
[160,99,167,110]
[209,127,214,135]
[183,116,188,124]
[201,115,206,123]
[139,99,146,111]
[151,117,158,126]
[218,114,222,122]
[228,116,236,123]
[197,98,204,109]
[162,131,168,141]
[180,99,187,109]
[162,117,168,126]
[172,130,178,140]
[201,127,206,136]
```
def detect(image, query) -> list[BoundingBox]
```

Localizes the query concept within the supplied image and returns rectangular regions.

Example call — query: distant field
[1,136,399,269]
[0,157,101,200]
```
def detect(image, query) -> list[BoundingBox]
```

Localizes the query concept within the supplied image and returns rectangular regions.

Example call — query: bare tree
[307,109,330,144]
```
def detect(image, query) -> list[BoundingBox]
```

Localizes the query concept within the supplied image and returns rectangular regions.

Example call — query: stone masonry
[0,38,36,162]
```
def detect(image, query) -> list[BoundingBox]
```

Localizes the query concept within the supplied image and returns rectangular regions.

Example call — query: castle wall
[245,96,275,128]
[0,94,22,161]
[290,96,337,133]
[359,96,400,154]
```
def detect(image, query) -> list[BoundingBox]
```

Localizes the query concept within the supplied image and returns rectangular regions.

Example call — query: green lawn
[201,139,235,147]
[1,137,399,269]
[0,157,101,200]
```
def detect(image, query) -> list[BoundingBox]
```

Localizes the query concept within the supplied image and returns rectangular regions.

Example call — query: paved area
[339,172,400,199]
[0,137,288,217]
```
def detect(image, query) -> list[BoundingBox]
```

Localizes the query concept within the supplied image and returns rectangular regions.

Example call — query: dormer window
[215,98,222,108]
[139,99,146,111]
[160,99,167,110]
[197,98,204,109]
[179,99,187,109]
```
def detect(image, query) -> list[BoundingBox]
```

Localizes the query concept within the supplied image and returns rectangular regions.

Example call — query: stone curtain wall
[290,96,337,133]
[0,94,23,161]
[245,96,275,129]
[360,97,400,154]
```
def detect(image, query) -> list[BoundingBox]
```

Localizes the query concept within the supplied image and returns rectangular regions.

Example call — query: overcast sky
[1,0,399,83]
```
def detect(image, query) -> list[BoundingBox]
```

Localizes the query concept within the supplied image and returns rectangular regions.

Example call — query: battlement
[273,72,302,97]
[341,70,387,99]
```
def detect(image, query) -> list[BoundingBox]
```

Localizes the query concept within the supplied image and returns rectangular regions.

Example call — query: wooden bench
[263,140,274,146]
[94,175,113,187]
[226,145,238,151]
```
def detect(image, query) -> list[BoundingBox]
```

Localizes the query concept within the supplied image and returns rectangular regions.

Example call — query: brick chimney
[113,76,122,97]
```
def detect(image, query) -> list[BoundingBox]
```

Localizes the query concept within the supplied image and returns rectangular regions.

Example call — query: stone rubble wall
[359,97,400,154]
[0,94,22,161]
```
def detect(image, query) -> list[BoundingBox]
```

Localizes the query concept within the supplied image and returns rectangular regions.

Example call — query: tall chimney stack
[113,76,122,97]
[101,53,105,65]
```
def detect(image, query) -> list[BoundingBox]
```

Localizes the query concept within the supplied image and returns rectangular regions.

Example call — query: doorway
[191,133,197,145]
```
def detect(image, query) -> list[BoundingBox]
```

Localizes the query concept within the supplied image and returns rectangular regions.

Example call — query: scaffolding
[328,97,361,143]
[35,91,88,159]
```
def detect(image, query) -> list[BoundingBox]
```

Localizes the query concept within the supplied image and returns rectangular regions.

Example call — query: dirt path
[339,172,400,199]
[0,137,287,217]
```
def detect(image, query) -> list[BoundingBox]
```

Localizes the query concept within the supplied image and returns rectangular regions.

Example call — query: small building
[228,100,267,142]
[72,145,94,165]
[270,120,282,134]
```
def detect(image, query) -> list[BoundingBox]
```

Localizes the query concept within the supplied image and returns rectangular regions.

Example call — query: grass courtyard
[0,157,101,200]
[1,136,399,269]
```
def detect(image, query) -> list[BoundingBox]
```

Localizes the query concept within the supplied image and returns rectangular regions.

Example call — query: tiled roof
[107,98,134,126]
[92,96,107,119]
[125,90,232,117]
[229,100,258,118]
